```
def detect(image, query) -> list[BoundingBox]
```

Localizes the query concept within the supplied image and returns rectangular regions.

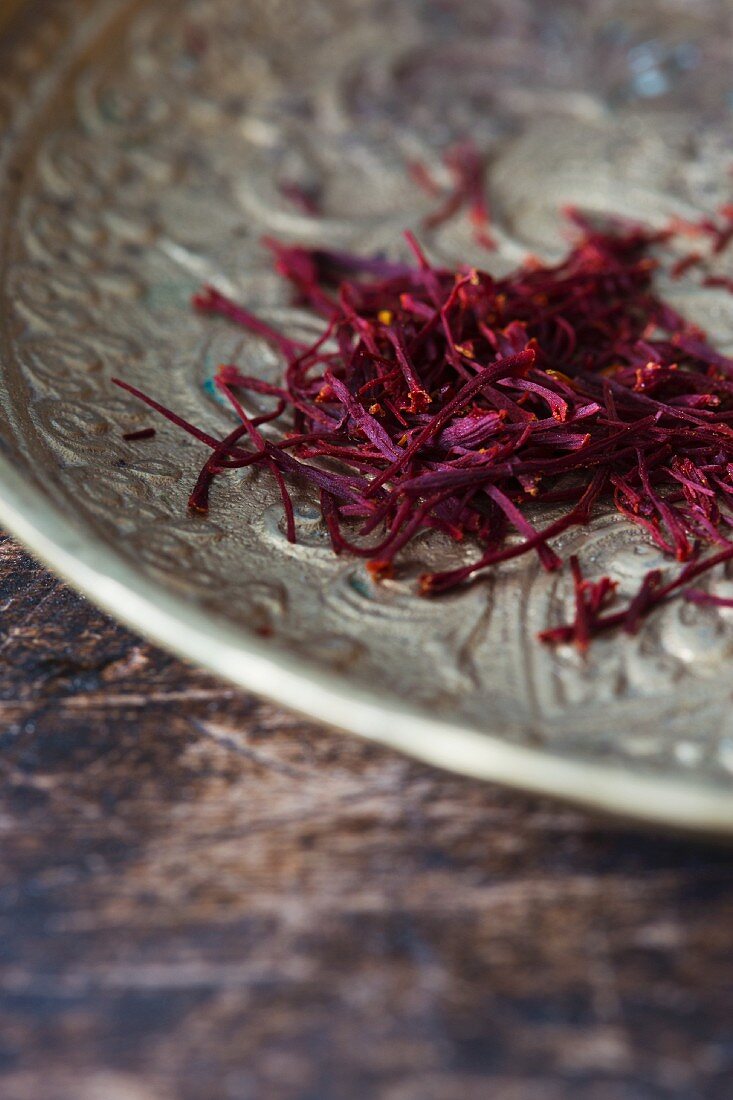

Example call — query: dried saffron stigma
[113,207,733,648]
[410,139,495,249]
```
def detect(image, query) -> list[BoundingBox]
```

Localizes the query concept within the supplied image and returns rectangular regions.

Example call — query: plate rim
[0,447,731,835]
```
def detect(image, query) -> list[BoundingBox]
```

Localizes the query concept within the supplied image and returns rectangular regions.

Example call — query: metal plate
[2,0,733,832]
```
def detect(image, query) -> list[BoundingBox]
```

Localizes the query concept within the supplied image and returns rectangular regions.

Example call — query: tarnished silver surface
[2,0,733,828]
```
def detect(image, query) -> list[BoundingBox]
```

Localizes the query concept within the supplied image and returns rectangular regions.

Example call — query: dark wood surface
[0,535,731,1100]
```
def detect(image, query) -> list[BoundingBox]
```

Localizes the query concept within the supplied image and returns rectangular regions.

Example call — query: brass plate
[2,0,733,831]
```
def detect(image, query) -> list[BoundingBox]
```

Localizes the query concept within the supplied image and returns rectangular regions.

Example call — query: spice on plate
[115,209,733,648]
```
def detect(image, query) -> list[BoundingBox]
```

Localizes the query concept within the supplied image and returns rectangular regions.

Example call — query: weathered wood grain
[0,535,731,1100]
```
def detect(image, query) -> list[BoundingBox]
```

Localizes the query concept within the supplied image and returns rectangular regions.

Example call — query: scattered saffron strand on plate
[410,139,495,249]
[115,207,733,649]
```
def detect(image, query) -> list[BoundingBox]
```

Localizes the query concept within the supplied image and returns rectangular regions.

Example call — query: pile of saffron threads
[114,211,733,650]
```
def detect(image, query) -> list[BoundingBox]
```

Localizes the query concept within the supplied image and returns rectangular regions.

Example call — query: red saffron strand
[413,139,495,249]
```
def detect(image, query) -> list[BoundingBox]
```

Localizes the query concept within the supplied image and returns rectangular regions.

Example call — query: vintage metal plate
[2,0,733,832]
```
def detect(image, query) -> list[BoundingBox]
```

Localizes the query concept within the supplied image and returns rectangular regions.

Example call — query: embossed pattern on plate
[2,0,733,830]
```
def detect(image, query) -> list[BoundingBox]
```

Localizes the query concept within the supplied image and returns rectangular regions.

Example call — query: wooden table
[0,534,731,1100]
